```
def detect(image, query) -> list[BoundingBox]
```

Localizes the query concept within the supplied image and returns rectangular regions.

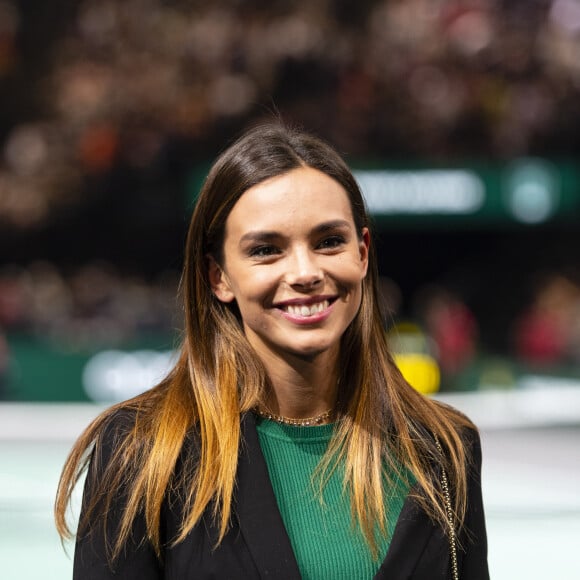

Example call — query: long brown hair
[55,122,475,561]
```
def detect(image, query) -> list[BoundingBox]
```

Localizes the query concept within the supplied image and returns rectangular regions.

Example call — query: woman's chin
[281,340,340,362]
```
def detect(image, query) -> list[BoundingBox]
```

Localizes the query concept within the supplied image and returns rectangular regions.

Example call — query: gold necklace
[254,406,333,426]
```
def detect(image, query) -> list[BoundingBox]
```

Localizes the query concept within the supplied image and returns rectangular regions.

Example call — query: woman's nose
[285,248,323,289]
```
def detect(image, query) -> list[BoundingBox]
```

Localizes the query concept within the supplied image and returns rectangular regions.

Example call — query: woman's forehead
[223,167,355,236]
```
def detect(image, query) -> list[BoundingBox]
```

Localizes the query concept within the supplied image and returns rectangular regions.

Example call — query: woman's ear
[207,255,235,303]
[359,227,370,277]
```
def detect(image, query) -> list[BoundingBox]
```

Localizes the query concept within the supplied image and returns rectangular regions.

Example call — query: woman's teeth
[284,300,329,316]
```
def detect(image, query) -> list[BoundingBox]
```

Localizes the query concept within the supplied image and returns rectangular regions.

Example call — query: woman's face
[209,166,369,365]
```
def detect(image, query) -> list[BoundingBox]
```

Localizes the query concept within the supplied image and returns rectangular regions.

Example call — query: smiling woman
[55,122,489,579]
[208,167,369,387]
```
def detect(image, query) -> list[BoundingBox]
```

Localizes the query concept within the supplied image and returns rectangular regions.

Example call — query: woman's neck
[258,351,340,419]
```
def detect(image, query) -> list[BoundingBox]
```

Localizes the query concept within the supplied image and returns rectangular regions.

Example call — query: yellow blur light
[394,353,440,395]
[388,322,441,395]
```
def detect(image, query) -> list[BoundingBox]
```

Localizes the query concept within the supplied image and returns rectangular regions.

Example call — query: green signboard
[352,158,580,228]
[187,158,580,229]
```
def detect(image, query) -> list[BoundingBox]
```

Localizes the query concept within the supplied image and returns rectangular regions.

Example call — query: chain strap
[434,436,459,580]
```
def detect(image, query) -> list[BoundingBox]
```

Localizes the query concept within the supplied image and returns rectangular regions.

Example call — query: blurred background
[0,0,579,578]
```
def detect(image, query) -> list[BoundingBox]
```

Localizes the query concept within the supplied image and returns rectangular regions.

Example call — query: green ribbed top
[256,417,410,580]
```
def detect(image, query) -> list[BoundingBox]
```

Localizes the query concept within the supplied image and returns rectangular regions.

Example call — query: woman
[55,122,489,579]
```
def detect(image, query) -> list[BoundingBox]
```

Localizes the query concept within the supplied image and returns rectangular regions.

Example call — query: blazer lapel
[235,413,302,580]
[373,491,441,579]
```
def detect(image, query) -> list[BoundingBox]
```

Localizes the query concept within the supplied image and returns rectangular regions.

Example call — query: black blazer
[74,412,489,579]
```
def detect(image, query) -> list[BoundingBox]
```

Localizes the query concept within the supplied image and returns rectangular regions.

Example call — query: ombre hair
[55,122,475,561]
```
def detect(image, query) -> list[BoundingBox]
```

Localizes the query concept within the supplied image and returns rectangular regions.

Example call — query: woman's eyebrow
[239,230,280,244]
[313,219,352,233]
[238,220,353,244]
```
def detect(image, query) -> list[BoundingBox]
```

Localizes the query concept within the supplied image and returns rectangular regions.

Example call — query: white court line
[2,381,580,440]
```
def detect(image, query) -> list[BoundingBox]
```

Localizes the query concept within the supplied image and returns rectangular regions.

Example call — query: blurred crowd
[3,259,577,367]
[1,261,580,397]
[513,272,580,367]
[0,261,180,350]
[380,271,580,379]
[1,0,580,395]
[2,0,580,228]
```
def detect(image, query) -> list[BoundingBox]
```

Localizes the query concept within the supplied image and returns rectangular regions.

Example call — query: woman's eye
[318,235,346,250]
[249,245,279,258]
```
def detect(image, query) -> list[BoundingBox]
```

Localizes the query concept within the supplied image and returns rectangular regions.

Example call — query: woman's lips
[283,299,330,317]
[275,297,336,324]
